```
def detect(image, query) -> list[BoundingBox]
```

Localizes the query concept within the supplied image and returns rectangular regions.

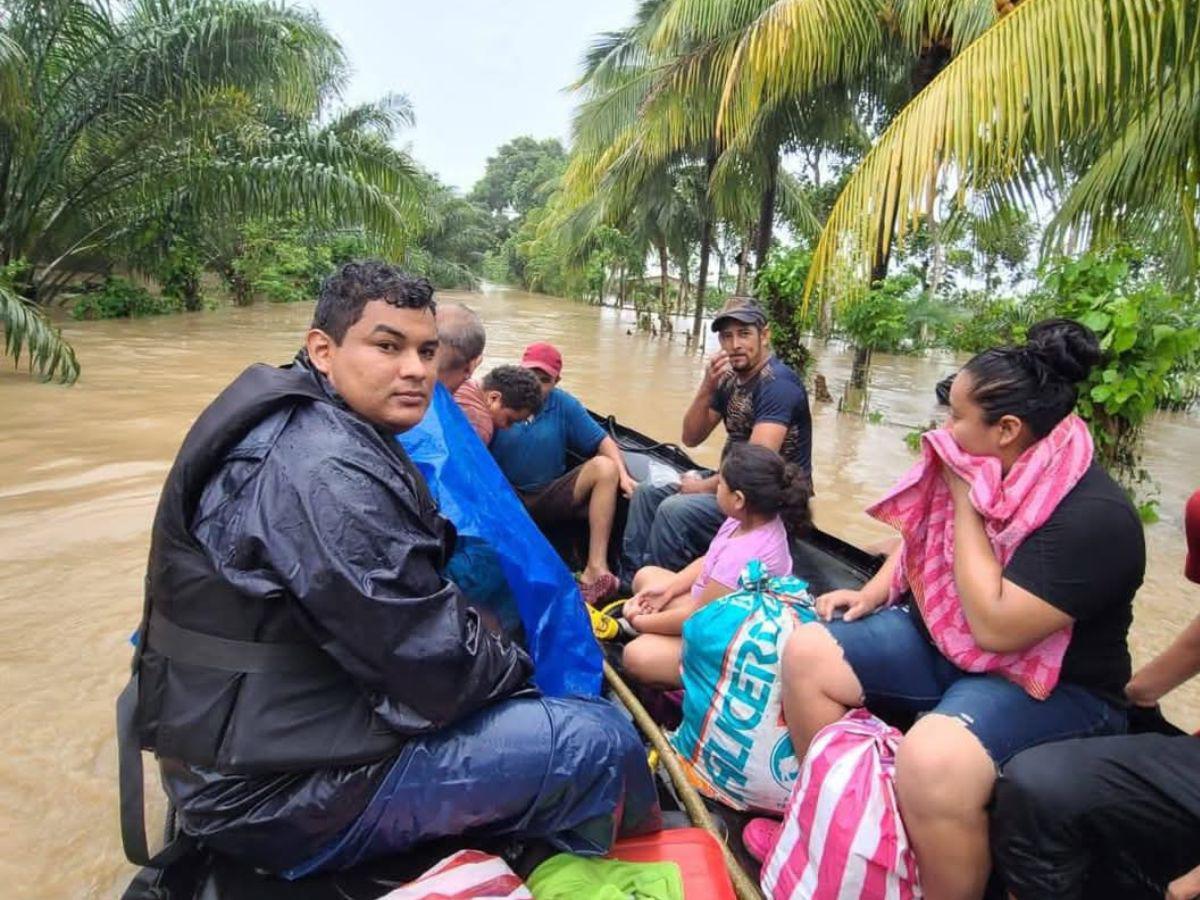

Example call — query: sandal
[579,572,619,606]
[742,817,782,863]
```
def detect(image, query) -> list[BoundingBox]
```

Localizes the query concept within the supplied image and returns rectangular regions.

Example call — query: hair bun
[1025,318,1101,384]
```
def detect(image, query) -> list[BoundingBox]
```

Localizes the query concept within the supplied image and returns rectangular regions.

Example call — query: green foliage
[1038,248,1200,506]
[837,274,920,352]
[231,224,367,304]
[941,290,1046,353]
[969,204,1035,289]
[756,246,818,373]
[407,176,495,289]
[71,278,182,320]
[903,419,941,452]
[157,241,206,312]
[1,0,424,380]
[1,261,79,383]
[471,137,567,221]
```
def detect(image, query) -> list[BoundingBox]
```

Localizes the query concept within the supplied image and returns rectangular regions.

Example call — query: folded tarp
[399,383,602,697]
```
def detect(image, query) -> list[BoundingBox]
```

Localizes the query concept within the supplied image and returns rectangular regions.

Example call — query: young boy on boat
[620,442,811,687]
[453,364,544,445]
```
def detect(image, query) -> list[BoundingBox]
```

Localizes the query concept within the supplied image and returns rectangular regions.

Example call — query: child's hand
[626,585,672,618]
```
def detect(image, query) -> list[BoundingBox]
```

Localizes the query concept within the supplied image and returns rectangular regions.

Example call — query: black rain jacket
[126,354,533,869]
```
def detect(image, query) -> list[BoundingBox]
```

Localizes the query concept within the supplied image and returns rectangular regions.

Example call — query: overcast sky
[303,1,639,193]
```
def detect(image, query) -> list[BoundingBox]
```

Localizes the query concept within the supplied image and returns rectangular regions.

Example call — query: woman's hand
[815,588,883,623]
[941,465,972,503]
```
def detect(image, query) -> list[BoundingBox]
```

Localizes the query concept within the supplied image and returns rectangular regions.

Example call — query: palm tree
[0,0,423,382]
[802,0,1200,301]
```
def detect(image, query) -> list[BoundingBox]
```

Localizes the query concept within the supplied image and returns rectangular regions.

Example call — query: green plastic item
[527,853,685,900]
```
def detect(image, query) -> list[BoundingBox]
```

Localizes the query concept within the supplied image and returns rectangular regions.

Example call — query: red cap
[1186,489,1200,584]
[521,342,562,379]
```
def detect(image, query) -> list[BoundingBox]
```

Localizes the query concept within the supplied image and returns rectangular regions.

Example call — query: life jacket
[117,361,407,866]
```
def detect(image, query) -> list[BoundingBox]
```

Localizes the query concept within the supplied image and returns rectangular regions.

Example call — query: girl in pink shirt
[621,443,811,687]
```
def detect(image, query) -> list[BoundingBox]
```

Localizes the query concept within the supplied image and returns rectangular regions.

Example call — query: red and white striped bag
[380,849,533,899]
[760,709,922,900]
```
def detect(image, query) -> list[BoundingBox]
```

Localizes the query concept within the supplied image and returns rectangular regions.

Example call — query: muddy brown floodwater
[1,286,1196,897]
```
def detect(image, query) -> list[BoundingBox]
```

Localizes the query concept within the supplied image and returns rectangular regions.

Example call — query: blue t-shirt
[490,388,606,491]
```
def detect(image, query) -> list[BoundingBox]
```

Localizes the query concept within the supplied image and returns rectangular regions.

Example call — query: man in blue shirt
[491,342,637,604]
[620,297,813,580]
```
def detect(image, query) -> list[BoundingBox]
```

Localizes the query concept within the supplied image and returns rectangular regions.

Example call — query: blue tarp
[398,383,602,697]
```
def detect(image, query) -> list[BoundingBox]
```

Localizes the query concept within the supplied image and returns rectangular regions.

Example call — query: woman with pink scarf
[774,320,1145,899]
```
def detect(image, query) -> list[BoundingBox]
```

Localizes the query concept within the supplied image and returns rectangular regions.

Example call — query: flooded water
[1,285,1196,897]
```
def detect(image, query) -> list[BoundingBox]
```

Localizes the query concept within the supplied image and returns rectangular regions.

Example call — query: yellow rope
[603,661,764,900]
[600,597,627,618]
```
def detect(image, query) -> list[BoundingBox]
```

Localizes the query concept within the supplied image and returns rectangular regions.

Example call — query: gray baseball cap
[711,296,768,332]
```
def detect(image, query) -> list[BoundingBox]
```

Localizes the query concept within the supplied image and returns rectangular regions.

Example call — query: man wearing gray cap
[620,296,813,580]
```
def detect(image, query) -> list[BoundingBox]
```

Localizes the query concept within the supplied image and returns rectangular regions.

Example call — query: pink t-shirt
[691,515,793,599]
[453,379,493,445]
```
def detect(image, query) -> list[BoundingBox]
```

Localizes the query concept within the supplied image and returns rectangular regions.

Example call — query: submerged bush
[71,278,182,320]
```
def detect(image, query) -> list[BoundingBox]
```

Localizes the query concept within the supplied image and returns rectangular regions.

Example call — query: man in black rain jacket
[119,262,658,876]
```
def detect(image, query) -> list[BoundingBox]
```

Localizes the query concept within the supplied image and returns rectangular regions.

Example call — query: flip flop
[742,817,782,863]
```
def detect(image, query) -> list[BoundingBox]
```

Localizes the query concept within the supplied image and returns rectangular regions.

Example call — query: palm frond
[0,281,79,384]
[893,0,999,55]
[805,0,1200,302]
[650,0,771,51]
[717,0,889,140]
[776,167,821,237]
[0,30,26,116]
[324,92,415,140]
[1046,64,1200,271]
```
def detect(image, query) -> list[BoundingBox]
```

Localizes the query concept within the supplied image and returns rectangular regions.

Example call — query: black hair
[481,365,544,416]
[935,373,955,406]
[720,442,812,534]
[312,260,435,344]
[961,317,1101,439]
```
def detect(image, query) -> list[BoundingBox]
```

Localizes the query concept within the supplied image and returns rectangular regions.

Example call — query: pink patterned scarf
[867,414,1094,699]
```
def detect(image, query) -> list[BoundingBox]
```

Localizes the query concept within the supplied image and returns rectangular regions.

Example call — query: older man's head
[435,302,486,392]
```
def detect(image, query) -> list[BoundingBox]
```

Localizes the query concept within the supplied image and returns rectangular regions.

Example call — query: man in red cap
[992,488,1200,899]
[489,342,637,604]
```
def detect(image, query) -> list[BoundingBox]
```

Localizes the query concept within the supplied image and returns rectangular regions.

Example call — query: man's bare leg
[572,455,619,584]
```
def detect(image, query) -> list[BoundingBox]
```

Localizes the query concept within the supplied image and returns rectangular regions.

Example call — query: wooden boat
[119,413,885,900]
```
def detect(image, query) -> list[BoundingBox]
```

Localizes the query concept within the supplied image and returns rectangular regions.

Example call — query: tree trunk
[911,42,952,96]
[181,275,202,312]
[843,345,872,415]
[678,260,690,318]
[693,224,713,341]
[755,142,780,271]
[735,234,750,295]
[657,242,671,334]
